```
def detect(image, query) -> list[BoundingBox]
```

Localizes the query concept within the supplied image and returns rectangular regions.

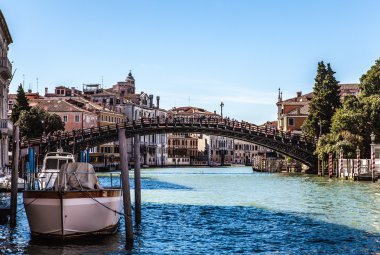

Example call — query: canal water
[1,166,380,254]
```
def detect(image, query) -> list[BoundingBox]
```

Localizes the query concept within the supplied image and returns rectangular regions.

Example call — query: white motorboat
[0,173,25,191]
[38,150,75,189]
[24,160,122,238]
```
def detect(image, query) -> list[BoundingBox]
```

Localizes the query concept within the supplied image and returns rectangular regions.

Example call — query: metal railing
[24,171,122,191]
[22,118,316,147]
[338,159,380,179]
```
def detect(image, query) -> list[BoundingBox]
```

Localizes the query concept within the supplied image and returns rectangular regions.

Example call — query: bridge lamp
[370,132,376,182]
[220,102,224,118]
[370,132,376,144]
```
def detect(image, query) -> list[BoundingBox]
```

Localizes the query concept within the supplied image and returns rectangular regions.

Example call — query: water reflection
[0,167,379,254]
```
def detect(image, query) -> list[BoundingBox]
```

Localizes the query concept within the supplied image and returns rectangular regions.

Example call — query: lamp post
[370,132,376,182]
[220,102,224,118]
[41,120,45,138]
[339,147,343,178]
[356,146,361,177]
[318,120,322,137]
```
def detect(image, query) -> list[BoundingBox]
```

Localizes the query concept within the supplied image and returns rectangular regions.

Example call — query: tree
[316,58,380,158]
[18,107,65,139]
[11,84,31,123]
[302,61,341,138]
[359,58,380,96]
[45,113,65,135]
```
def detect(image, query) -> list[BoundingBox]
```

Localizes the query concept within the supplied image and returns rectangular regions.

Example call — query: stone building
[29,99,98,132]
[102,72,168,167]
[277,84,360,133]
[0,10,12,169]
[168,106,215,165]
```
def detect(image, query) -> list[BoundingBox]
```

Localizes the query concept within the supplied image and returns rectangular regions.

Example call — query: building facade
[277,84,360,133]
[0,10,12,169]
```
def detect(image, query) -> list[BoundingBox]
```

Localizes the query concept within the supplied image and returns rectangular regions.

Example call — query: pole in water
[118,128,134,248]
[10,125,20,228]
[134,134,141,225]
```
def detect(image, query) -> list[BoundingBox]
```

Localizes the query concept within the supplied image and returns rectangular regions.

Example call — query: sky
[1,0,380,124]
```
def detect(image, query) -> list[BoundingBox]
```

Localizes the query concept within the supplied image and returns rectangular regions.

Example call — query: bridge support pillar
[10,125,20,228]
[134,134,141,225]
[118,128,134,249]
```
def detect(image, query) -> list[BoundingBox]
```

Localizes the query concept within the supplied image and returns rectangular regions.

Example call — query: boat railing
[23,171,122,191]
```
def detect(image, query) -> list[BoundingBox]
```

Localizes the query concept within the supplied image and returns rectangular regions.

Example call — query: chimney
[45,87,48,95]
[149,94,154,108]
[296,91,302,98]
[156,96,160,109]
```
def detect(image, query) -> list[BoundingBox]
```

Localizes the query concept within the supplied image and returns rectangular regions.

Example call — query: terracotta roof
[281,92,314,103]
[30,99,91,113]
[8,94,16,100]
[340,83,359,90]
[170,106,218,116]
[90,90,117,97]
[287,104,309,115]
[280,84,359,104]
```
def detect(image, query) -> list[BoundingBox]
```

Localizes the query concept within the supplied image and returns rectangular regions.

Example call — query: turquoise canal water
[1,166,380,254]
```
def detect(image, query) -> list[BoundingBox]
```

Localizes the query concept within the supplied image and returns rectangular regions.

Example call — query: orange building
[277,84,360,133]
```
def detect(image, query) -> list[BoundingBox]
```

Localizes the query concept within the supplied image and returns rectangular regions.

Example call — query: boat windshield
[45,158,73,170]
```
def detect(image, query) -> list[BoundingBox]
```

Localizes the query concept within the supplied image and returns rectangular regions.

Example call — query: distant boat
[24,154,122,239]
[0,174,25,191]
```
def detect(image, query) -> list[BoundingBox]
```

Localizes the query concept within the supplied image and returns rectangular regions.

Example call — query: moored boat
[0,174,25,191]
[38,150,75,189]
[23,159,122,238]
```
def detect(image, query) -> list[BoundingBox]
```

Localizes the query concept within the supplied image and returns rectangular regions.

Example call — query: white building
[0,11,13,169]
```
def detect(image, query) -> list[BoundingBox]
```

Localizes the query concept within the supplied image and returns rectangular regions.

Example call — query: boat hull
[23,189,122,238]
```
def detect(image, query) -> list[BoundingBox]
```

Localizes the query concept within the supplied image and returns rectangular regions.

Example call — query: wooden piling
[10,125,19,228]
[118,128,134,248]
[134,134,141,225]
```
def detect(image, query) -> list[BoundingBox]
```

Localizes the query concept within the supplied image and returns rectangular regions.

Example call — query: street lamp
[220,102,224,118]
[318,120,322,137]
[370,132,376,182]
[41,120,46,138]
[356,146,361,176]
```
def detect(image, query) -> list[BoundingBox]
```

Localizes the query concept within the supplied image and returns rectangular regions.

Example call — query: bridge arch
[22,118,317,167]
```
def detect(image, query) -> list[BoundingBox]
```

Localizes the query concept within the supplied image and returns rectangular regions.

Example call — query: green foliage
[318,91,380,158]
[315,131,363,158]
[302,62,341,138]
[11,84,31,123]
[359,58,380,96]
[45,113,65,135]
[19,107,65,139]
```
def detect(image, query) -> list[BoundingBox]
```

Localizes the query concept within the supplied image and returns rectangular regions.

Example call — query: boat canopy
[54,162,102,191]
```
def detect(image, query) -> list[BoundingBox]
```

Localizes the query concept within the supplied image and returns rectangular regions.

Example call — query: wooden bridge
[21,118,317,167]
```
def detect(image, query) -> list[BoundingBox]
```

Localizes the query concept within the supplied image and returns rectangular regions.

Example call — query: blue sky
[1,0,380,124]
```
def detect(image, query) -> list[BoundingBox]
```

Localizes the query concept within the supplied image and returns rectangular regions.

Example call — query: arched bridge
[21,118,317,167]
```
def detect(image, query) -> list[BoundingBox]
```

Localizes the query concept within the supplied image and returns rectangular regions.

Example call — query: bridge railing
[21,117,316,148]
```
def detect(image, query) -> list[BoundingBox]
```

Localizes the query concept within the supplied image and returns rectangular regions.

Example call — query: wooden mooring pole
[134,134,141,225]
[118,128,134,248]
[10,125,20,228]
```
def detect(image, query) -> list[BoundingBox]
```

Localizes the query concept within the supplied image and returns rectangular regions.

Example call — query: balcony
[0,119,13,136]
[0,57,12,80]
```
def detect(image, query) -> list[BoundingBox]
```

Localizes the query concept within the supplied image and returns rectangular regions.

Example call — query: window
[63,115,68,123]
[75,115,80,122]
[288,118,294,126]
